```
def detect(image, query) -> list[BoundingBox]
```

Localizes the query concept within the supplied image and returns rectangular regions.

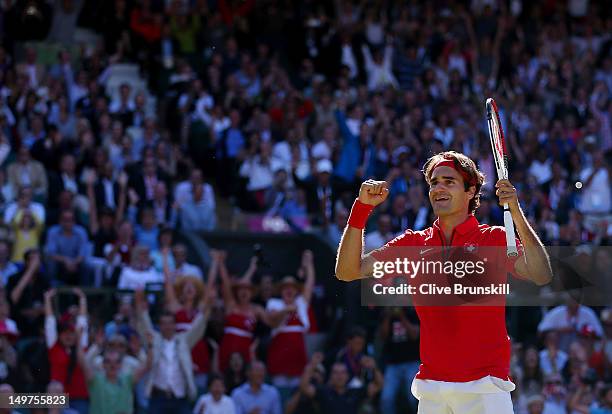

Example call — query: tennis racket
[486,98,518,257]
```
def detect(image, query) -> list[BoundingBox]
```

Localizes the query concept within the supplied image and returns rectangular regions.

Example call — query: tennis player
[335,151,553,414]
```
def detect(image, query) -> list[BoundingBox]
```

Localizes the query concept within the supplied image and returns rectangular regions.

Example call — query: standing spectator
[216,109,245,198]
[44,210,90,286]
[170,244,203,280]
[77,330,152,414]
[298,352,383,413]
[230,361,282,414]
[44,288,89,414]
[164,251,216,394]
[538,297,604,352]
[134,288,209,414]
[578,150,611,232]
[6,146,47,200]
[6,249,49,338]
[117,245,162,291]
[379,307,420,414]
[193,374,237,414]
[361,38,398,91]
[177,184,217,231]
[174,169,215,210]
[216,251,265,373]
[265,250,315,393]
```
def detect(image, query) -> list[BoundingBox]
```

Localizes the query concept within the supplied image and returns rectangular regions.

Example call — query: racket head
[486,98,509,180]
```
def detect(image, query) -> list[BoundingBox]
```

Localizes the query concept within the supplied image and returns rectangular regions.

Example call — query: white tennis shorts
[411,375,515,414]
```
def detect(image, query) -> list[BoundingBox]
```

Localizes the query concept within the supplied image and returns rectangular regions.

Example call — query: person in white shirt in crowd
[578,150,611,232]
[167,243,203,281]
[239,140,284,209]
[117,245,163,291]
[361,36,398,91]
[134,288,210,414]
[537,295,604,353]
[193,374,236,414]
[177,184,217,231]
[3,185,45,224]
[174,168,215,211]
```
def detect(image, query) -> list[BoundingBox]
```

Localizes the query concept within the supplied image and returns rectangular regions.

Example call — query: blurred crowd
[0,0,608,413]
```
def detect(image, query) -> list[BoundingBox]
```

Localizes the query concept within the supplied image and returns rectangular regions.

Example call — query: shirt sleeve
[45,315,58,348]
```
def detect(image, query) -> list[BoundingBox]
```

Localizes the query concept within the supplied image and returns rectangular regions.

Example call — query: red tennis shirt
[372,214,524,382]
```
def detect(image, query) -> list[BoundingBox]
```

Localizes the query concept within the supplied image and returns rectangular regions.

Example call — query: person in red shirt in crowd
[163,247,216,394]
[265,250,316,394]
[335,151,553,414]
[215,249,266,373]
[43,288,89,414]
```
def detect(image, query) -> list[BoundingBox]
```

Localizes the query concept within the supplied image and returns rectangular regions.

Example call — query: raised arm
[73,288,89,348]
[44,289,58,348]
[239,256,258,283]
[216,250,236,310]
[496,179,553,285]
[132,333,153,384]
[335,180,389,281]
[299,352,322,399]
[299,250,315,304]
[184,296,210,349]
[76,326,95,382]
[134,289,155,339]
[162,250,180,313]
[10,254,41,305]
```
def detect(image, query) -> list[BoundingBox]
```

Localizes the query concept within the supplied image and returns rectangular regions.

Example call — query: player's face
[428,166,473,217]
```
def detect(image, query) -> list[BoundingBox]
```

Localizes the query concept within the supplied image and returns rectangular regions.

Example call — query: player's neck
[438,211,470,242]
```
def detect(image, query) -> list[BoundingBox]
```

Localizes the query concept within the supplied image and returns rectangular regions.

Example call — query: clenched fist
[358,180,389,206]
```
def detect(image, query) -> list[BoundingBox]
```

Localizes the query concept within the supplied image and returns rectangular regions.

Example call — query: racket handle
[503,205,518,257]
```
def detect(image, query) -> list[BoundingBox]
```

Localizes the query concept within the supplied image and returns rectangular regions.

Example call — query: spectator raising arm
[44,289,57,348]
[10,253,40,306]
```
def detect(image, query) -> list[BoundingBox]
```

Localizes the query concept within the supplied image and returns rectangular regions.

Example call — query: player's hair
[422,151,485,215]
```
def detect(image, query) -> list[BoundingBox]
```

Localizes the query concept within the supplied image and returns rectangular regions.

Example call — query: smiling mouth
[434,195,450,202]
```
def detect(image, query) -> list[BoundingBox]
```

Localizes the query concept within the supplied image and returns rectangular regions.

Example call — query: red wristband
[347,198,375,229]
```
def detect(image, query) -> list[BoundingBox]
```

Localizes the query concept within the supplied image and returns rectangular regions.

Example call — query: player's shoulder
[474,223,509,245]
[385,227,430,247]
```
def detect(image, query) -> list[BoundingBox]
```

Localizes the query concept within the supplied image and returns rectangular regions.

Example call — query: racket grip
[503,206,518,257]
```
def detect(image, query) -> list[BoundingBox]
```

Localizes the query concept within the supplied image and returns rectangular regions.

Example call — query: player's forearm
[512,206,553,285]
[335,226,366,281]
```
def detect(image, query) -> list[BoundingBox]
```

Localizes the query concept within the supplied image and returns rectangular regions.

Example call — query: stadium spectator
[265,250,315,396]
[77,329,152,414]
[6,249,48,337]
[230,360,282,414]
[44,288,89,414]
[379,307,420,414]
[6,146,47,200]
[193,373,237,414]
[44,209,90,286]
[216,251,264,373]
[134,288,209,414]
[538,296,604,352]
[298,351,383,413]
[117,245,162,291]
